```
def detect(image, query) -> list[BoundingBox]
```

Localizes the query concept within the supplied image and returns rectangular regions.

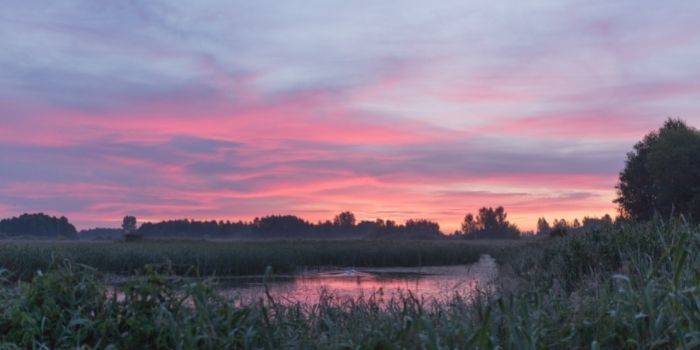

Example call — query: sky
[1,1,700,232]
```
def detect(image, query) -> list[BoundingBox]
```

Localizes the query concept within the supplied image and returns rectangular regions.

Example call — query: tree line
[0,213,77,239]
[535,215,614,237]
[136,212,444,239]
[456,206,521,239]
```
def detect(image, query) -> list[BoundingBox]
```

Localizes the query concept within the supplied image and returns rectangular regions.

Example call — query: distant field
[0,239,531,279]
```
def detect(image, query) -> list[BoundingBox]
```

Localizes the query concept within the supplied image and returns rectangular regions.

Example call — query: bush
[616,119,700,220]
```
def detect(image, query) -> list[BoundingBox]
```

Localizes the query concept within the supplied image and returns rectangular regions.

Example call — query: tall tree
[122,216,137,233]
[615,119,700,220]
[333,211,356,228]
[536,217,550,235]
[461,213,477,235]
[403,219,441,239]
[462,206,520,239]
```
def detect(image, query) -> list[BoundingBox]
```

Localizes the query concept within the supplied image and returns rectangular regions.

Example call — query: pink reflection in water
[220,255,497,304]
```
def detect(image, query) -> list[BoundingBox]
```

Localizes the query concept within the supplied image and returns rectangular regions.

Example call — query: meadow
[0,239,526,280]
[0,221,697,348]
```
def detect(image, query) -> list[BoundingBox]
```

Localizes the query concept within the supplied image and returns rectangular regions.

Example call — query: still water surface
[216,254,497,304]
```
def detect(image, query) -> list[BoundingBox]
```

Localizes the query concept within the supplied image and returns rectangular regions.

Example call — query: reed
[0,239,520,279]
[0,221,696,348]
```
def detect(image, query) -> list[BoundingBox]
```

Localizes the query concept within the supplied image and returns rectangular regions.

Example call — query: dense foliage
[0,221,696,348]
[138,214,447,239]
[616,118,700,221]
[5,208,523,240]
[535,214,614,237]
[459,206,520,239]
[121,216,137,233]
[0,240,505,279]
[77,228,124,240]
[0,213,77,239]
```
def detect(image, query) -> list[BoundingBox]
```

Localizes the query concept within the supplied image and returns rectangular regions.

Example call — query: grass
[0,221,697,348]
[0,239,524,280]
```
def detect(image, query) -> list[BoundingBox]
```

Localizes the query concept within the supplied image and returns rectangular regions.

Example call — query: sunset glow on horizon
[2,1,700,231]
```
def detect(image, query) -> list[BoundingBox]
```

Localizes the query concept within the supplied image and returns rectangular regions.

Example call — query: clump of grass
[0,221,697,348]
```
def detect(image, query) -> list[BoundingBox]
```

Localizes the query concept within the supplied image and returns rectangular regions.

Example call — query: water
[216,254,497,304]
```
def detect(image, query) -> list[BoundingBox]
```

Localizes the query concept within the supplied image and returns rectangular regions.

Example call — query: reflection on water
[217,254,497,304]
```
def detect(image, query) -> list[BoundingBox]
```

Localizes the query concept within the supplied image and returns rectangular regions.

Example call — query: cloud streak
[1,0,700,230]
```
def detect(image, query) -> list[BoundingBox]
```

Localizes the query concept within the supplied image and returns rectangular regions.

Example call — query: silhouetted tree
[122,216,137,233]
[333,211,356,228]
[356,220,382,236]
[252,215,312,237]
[78,228,123,240]
[541,214,614,238]
[121,214,452,239]
[461,214,478,235]
[385,220,397,231]
[461,206,520,239]
[550,219,568,238]
[0,213,77,238]
[402,219,442,239]
[137,218,251,238]
[615,119,700,221]
[536,217,550,235]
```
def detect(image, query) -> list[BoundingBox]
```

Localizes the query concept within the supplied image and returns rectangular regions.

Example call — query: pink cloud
[482,112,654,139]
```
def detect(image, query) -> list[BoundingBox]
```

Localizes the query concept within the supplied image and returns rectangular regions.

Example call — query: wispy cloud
[1,0,699,230]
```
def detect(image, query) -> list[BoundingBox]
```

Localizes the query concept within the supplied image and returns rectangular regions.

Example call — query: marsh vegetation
[0,221,696,348]
[0,239,522,280]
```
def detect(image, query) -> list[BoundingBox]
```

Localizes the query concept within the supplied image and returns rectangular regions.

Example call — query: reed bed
[0,239,517,279]
[0,222,697,348]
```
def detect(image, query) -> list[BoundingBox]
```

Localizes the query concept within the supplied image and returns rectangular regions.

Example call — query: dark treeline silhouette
[616,118,700,221]
[1,209,522,240]
[3,208,624,241]
[1,208,623,241]
[456,206,521,239]
[78,228,124,240]
[0,213,77,239]
[536,214,615,237]
[137,212,444,239]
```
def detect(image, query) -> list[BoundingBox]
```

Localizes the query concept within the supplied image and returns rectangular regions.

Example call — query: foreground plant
[0,221,697,349]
